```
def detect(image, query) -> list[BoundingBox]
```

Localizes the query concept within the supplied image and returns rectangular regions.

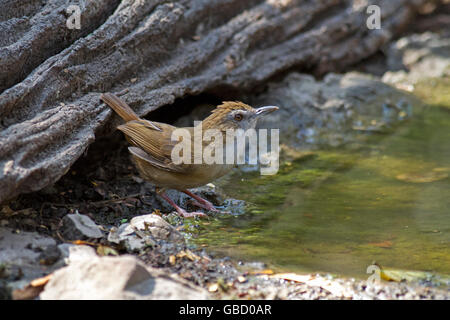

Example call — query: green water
[192,85,450,280]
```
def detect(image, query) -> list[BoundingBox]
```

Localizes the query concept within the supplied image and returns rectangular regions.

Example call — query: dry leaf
[396,172,448,183]
[249,269,274,275]
[12,274,52,300]
[30,274,52,287]
[71,240,96,246]
[270,273,313,283]
[368,240,393,248]
[1,205,14,216]
[271,273,352,298]
[96,245,119,256]
[152,209,162,216]
[176,249,200,261]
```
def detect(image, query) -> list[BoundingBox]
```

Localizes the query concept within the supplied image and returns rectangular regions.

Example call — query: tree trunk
[0,0,441,203]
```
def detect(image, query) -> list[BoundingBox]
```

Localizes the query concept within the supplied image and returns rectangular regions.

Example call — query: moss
[414,78,450,108]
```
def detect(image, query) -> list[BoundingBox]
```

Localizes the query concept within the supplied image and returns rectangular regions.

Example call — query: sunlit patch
[267,0,292,9]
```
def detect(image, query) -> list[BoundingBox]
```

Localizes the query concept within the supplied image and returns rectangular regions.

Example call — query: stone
[57,243,98,265]
[129,214,184,242]
[108,214,183,252]
[0,228,59,291]
[40,255,209,300]
[383,32,450,86]
[61,212,103,240]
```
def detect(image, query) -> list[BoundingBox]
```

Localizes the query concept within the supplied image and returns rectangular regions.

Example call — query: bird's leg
[158,191,207,218]
[182,190,220,213]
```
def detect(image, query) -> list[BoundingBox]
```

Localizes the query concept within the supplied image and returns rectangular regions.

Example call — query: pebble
[61,212,103,240]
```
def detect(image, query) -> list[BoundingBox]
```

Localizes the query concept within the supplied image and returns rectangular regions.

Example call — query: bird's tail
[101,92,140,122]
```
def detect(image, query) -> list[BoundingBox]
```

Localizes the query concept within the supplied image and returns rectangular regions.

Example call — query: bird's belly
[135,159,233,190]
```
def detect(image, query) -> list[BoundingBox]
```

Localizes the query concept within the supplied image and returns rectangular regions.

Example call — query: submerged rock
[40,255,209,300]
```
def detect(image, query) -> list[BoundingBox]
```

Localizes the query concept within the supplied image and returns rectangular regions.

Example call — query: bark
[0,0,441,203]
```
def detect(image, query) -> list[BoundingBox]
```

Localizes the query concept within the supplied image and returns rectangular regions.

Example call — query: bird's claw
[190,201,233,215]
[190,200,220,213]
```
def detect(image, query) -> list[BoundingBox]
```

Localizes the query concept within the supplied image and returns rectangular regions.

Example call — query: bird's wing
[128,146,185,173]
[118,120,193,173]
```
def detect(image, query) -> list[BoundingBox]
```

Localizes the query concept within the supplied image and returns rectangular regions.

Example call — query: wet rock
[191,184,225,207]
[40,255,209,300]
[251,72,421,149]
[383,32,450,86]
[61,212,103,240]
[108,214,183,252]
[221,199,247,216]
[0,228,59,291]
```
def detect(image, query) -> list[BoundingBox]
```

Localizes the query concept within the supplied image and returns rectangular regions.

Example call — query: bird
[100,92,278,218]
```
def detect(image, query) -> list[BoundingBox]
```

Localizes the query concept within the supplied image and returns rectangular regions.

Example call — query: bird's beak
[255,106,279,116]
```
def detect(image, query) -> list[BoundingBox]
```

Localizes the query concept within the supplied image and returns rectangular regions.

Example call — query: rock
[108,223,150,252]
[57,244,98,265]
[61,212,103,240]
[250,72,421,148]
[108,214,183,252]
[129,214,183,242]
[0,228,59,291]
[383,32,450,86]
[40,255,209,300]
[37,245,61,266]
[221,199,247,215]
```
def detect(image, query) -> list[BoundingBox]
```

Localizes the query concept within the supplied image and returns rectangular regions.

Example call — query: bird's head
[202,101,278,131]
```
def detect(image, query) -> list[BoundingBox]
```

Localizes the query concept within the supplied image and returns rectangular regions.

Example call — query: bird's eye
[234,113,243,121]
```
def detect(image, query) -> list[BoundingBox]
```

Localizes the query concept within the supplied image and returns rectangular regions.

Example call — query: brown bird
[100,93,278,217]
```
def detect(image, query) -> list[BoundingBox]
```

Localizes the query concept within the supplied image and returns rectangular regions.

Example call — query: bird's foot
[190,199,220,212]
[159,191,207,218]
[190,200,234,215]
[183,190,220,213]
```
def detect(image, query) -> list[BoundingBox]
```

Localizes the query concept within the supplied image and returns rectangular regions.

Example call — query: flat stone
[129,214,183,242]
[108,214,183,252]
[0,228,59,291]
[57,243,98,265]
[40,255,209,300]
[0,228,56,266]
[61,212,103,240]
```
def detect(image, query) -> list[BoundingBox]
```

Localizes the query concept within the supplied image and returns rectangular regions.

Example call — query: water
[192,97,450,279]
